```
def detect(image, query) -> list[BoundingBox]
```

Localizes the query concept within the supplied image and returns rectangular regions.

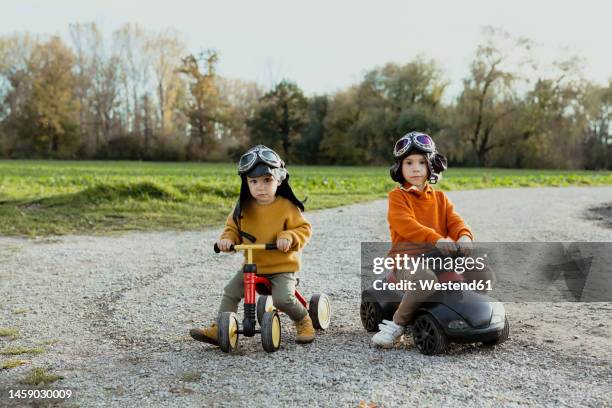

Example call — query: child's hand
[436,237,457,256]
[276,238,291,252]
[456,235,473,256]
[217,239,234,252]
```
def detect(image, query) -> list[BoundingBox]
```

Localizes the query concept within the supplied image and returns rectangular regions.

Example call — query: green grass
[0,160,610,236]
[20,367,63,386]
[0,328,20,340]
[0,346,45,356]
[179,371,202,382]
[2,359,27,369]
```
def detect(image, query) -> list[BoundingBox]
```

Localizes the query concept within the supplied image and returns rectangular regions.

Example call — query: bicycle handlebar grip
[214,243,236,253]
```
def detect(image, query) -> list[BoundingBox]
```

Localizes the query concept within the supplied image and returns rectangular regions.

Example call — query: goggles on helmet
[238,145,284,174]
[393,132,436,158]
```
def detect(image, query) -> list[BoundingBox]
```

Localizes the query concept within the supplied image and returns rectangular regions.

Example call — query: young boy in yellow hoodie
[190,145,315,345]
[372,131,491,347]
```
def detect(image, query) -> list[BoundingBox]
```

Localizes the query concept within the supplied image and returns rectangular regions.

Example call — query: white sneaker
[371,320,404,347]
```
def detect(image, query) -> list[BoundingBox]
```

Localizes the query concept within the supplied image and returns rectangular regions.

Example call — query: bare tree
[145,29,187,137]
[113,23,152,137]
[456,27,533,166]
[70,22,122,153]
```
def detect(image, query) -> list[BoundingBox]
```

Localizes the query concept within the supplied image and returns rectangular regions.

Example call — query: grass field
[0,160,611,236]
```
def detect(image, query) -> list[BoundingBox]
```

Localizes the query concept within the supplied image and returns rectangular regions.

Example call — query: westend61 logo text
[372,253,487,275]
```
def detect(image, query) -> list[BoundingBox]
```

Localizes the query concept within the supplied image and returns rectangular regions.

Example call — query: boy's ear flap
[389,162,403,183]
[432,153,448,173]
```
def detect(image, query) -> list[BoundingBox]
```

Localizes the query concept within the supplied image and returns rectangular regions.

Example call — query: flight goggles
[393,132,436,158]
[238,145,284,174]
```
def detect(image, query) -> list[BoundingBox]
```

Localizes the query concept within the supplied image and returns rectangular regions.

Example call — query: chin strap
[232,201,257,243]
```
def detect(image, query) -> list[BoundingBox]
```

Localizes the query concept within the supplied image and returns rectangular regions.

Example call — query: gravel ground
[0,186,611,408]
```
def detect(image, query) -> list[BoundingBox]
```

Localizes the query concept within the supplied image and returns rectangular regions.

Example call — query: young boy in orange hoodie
[372,131,488,347]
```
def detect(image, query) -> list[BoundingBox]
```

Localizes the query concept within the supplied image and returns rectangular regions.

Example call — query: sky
[2,0,611,98]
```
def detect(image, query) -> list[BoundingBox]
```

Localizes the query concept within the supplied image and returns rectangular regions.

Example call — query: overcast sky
[2,0,611,97]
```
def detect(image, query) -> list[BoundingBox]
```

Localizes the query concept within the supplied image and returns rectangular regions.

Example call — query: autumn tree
[16,36,80,157]
[178,50,229,160]
[216,77,264,159]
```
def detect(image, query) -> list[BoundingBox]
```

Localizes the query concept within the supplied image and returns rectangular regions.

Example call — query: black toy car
[360,251,509,355]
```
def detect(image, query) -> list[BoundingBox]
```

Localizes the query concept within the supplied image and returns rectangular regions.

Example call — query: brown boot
[295,314,315,344]
[189,323,218,346]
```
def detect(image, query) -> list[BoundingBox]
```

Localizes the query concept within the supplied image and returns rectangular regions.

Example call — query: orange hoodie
[387,182,473,244]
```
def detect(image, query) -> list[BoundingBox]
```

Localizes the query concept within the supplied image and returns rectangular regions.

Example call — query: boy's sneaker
[189,323,218,346]
[295,314,316,344]
[371,320,404,347]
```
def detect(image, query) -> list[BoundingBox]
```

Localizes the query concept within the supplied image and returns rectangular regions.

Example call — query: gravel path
[1,186,611,407]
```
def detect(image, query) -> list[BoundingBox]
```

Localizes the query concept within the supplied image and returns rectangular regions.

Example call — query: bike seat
[255,282,272,295]
[253,275,299,295]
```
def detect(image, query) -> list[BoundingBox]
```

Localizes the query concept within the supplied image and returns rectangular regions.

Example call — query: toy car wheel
[218,312,239,353]
[360,298,383,332]
[412,314,448,355]
[260,311,281,353]
[482,317,510,347]
[309,293,331,330]
[256,295,274,325]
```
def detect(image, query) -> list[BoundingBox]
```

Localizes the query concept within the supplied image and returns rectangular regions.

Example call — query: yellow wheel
[309,293,331,330]
[218,312,239,353]
[261,311,281,352]
[256,295,275,325]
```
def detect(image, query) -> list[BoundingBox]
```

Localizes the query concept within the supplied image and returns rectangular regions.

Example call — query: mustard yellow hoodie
[220,196,312,274]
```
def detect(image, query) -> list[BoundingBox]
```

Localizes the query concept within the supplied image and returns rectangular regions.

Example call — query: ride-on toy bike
[213,243,331,353]
[360,249,509,355]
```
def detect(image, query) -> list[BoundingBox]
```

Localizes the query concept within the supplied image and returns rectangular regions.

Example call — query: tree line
[0,24,610,169]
